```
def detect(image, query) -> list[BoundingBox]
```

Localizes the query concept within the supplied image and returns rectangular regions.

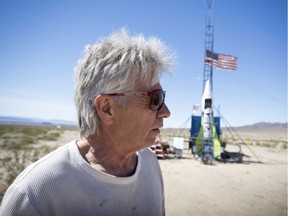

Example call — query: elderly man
[0,29,174,215]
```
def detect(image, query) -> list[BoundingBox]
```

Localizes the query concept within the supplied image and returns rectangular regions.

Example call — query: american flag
[205,49,238,71]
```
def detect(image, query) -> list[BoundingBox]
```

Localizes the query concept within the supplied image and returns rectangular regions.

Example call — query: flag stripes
[205,50,238,71]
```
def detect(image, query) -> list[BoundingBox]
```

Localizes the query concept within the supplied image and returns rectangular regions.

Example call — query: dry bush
[0,124,62,201]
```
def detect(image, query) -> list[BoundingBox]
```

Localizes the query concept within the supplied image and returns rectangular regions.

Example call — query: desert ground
[160,143,287,216]
[0,126,287,216]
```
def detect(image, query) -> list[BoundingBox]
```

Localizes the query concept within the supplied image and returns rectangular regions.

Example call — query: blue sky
[0,0,287,128]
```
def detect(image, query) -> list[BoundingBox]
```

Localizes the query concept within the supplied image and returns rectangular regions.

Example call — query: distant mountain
[227,122,287,131]
[1,116,286,131]
[0,116,77,127]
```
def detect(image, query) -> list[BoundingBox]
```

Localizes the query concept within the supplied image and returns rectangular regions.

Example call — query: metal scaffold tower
[190,0,243,165]
[203,0,215,92]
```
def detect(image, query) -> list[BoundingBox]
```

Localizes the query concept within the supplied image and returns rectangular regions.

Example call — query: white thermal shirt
[0,141,165,216]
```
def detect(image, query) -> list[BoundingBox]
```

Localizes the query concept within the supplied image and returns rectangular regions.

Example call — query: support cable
[214,106,263,163]
[173,116,191,138]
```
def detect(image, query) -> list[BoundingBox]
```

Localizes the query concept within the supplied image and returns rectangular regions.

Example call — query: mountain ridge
[0,116,286,130]
[229,122,287,131]
[0,116,77,127]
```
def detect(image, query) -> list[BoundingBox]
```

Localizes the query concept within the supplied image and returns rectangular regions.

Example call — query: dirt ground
[1,130,287,215]
[160,142,287,216]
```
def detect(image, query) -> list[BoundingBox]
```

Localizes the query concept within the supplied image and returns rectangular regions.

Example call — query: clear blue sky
[0,0,287,128]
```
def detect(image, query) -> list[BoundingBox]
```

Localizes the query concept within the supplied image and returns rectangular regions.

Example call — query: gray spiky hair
[74,28,175,137]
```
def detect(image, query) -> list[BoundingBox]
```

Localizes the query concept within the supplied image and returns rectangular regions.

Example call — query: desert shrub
[21,135,34,145]
[0,145,57,199]
[1,137,33,150]
[0,140,23,149]
[42,131,61,141]
[255,142,261,146]
[39,145,54,155]
[0,125,64,150]
[1,133,15,139]
[262,143,272,148]
[0,125,17,136]
[160,128,190,139]
[0,125,63,200]
[20,126,47,137]
[0,149,30,185]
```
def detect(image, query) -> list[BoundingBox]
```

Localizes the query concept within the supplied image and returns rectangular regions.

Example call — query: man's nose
[157,103,171,118]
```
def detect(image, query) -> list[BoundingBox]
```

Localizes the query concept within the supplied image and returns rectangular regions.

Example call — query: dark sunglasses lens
[150,90,165,111]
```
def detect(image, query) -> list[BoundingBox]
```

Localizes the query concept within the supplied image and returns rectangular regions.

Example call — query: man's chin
[144,130,160,147]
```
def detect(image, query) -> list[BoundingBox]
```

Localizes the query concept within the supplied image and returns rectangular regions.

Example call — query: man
[0,29,174,215]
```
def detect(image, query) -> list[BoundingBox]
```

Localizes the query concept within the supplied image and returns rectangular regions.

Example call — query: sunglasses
[104,89,166,111]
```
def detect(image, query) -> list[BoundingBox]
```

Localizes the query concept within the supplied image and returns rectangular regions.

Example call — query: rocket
[202,79,213,140]
[201,79,214,164]
[194,79,221,164]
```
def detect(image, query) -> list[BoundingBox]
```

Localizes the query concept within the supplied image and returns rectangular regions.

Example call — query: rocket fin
[212,125,221,157]
[196,126,204,156]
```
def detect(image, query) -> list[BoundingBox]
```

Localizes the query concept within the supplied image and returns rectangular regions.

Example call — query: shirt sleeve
[0,185,41,216]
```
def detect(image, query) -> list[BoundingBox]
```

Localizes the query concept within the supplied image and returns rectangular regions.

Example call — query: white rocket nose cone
[203,80,212,99]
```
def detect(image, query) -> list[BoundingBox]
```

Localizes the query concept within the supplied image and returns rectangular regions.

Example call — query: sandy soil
[160,142,287,216]
[1,130,287,215]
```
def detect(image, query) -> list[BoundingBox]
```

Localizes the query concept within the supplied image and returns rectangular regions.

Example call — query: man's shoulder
[139,147,155,157]
[12,141,74,185]
[139,147,160,167]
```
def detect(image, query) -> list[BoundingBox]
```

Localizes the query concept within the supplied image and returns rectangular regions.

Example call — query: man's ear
[94,95,114,124]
